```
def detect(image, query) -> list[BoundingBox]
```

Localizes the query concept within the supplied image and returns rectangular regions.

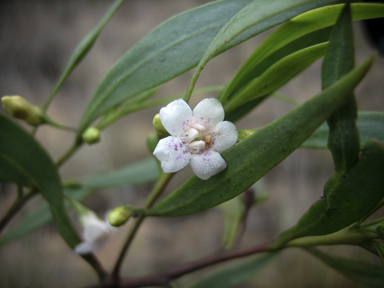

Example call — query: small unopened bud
[108,206,131,227]
[82,127,101,145]
[153,114,169,139]
[237,129,255,143]
[1,95,44,126]
[147,133,159,153]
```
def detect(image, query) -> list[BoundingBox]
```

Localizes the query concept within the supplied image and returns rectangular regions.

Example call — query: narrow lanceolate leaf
[302,111,384,149]
[0,186,91,248]
[224,3,384,99]
[224,42,328,114]
[322,3,360,174]
[0,157,158,247]
[44,0,125,110]
[305,248,384,287]
[78,0,341,135]
[185,0,320,102]
[142,57,373,217]
[0,114,102,275]
[219,27,332,104]
[273,139,384,247]
[187,252,278,288]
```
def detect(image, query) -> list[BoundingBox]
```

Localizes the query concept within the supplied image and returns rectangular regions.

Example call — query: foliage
[1,1,384,287]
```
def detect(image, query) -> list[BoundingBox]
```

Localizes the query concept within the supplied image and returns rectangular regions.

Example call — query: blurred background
[0,0,383,287]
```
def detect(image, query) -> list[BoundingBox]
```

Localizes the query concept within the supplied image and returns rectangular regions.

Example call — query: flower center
[181,121,213,153]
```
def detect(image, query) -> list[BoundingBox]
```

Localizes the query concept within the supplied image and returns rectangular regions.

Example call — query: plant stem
[56,140,83,168]
[284,226,378,247]
[110,173,174,282]
[87,243,274,288]
[0,188,38,234]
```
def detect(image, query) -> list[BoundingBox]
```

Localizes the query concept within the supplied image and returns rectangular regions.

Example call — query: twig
[110,173,174,283]
[0,188,38,234]
[56,139,83,168]
[89,243,274,288]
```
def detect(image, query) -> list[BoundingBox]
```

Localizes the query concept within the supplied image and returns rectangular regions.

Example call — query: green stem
[0,188,38,234]
[284,227,378,247]
[56,140,83,168]
[43,115,77,132]
[110,173,174,282]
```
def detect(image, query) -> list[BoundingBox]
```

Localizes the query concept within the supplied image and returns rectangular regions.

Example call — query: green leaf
[322,3,360,174]
[274,139,384,247]
[0,114,78,246]
[302,111,384,149]
[79,157,159,188]
[78,0,342,134]
[0,187,91,248]
[142,56,373,217]
[186,252,278,288]
[224,42,328,113]
[223,3,384,101]
[221,28,332,123]
[185,0,324,102]
[304,247,384,287]
[0,114,105,275]
[44,0,125,110]
[220,27,332,104]
[0,157,158,247]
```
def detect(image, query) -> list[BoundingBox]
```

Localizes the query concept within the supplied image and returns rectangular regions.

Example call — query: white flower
[153,98,238,180]
[74,211,117,255]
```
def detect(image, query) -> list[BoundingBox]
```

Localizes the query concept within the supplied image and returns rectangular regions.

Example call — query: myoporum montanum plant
[153,98,238,180]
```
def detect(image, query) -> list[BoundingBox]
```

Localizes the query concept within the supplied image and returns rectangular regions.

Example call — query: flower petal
[83,223,110,242]
[212,121,238,152]
[160,99,192,136]
[153,136,191,173]
[74,240,106,255]
[190,151,227,180]
[192,98,224,126]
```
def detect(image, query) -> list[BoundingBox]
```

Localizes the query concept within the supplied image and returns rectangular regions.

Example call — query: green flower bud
[153,113,169,139]
[82,127,101,145]
[108,206,131,227]
[237,129,255,143]
[147,132,159,153]
[1,95,44,126]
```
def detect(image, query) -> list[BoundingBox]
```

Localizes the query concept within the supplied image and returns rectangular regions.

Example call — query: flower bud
[153,113,169,139]
[147,132,159,153]
[108,206,131,227]
[237,129,255,143]
[82,127,101,145]
[1,95,44,126]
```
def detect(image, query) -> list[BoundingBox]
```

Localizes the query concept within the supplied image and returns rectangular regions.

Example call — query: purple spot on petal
[174,144,178,151]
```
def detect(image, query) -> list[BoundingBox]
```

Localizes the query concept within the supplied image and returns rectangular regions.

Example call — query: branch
[92,243,274,288]
[0,188,38,234]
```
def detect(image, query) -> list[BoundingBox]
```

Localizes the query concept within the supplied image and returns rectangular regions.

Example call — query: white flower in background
[74,211,117,255]
[153,98,238,180]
